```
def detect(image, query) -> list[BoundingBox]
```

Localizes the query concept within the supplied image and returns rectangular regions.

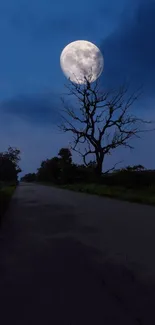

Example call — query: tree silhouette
[37,157,61,183]
[59,74,153,179]
[58,148,72,165]
[0,146,21,182]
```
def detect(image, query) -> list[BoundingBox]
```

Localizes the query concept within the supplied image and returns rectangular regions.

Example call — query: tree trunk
[95,153,104,183]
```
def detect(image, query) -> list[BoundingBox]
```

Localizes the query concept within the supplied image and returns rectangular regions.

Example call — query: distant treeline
[21,147,155,189]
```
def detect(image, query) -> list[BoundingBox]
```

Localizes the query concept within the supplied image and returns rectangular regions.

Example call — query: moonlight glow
[60,40,104,84]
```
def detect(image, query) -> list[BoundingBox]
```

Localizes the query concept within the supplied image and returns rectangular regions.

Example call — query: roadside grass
[0,184,16,224]
[37,181,155,206]
[62,183,155,205]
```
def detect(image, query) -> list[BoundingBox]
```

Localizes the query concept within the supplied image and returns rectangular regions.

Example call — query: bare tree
[59,73,153,179]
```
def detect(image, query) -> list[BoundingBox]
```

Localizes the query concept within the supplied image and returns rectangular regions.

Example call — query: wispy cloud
[0,92,62,126]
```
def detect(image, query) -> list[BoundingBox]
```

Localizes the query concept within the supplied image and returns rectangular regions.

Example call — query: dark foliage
[35,147,155,189]
[36,147,98,185]
[101,169,155,189]
[0,147,21,183]
[37,157,61,183]
[21,173,36,182]
[0,186,15,224]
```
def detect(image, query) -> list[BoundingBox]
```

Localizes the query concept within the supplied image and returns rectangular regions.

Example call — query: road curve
[0,182,155,324]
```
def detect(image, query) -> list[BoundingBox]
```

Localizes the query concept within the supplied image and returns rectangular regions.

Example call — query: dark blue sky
[0,0,154,175]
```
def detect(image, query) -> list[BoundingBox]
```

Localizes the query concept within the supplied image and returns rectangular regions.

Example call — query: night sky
[0,0,154,176]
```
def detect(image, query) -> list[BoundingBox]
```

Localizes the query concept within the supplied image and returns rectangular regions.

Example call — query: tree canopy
[0,146,21,183]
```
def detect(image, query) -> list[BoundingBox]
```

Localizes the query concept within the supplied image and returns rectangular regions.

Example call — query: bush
[101,170,155,189]
[0,185,15,224]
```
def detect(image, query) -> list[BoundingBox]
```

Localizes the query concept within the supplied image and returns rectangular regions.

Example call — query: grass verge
[62,183,155,205]
[0,185,16,225]
[37,181,155,206]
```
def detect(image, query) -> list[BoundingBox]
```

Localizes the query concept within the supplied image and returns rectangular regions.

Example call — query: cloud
[98,0,155,170]
[101,0,155,99]
[0,92,62,126]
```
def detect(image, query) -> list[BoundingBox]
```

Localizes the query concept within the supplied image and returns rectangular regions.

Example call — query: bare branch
[58,74,154,177]
[103,160,124,174]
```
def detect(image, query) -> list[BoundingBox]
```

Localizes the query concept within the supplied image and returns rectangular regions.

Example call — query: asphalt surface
[1,182,155,324]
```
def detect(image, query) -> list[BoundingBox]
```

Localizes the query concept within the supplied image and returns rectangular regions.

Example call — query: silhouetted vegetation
[0,147,21,224]
[0,185,16,224]
[33,148,97,185]
[21,173,36,182]
[21,147,155,193]
[0,146,21,184]
[101,167,155,189]
[18,145,155,205]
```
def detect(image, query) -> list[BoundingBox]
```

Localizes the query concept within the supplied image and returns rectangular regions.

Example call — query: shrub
[0,185,15,224]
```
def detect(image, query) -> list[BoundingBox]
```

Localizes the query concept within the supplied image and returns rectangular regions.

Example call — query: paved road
[1,182,155,324]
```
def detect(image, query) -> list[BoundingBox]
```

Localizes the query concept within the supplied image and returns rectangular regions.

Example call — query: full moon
[60,40,104,84]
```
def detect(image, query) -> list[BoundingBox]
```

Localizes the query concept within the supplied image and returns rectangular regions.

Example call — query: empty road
[1,182,155,324]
